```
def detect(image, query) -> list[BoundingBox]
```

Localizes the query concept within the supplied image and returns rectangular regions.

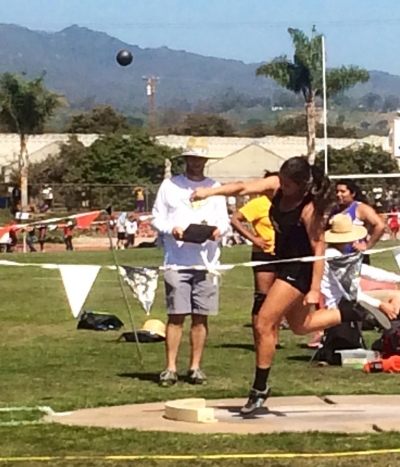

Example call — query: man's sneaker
[159,369,178,387]
[187,368,207,385]
[356,301,391,331]
[240,386,271,416]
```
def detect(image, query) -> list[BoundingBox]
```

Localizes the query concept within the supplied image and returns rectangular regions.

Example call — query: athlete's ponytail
[279,156,332,216]
[310,164,332,216]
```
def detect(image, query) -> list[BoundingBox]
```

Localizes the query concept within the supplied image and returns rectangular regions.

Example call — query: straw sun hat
[325,214,367,244]
[140,319,166,338]
[177,137,222,159]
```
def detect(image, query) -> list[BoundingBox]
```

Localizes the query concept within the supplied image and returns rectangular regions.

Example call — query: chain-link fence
[0,183,161,213]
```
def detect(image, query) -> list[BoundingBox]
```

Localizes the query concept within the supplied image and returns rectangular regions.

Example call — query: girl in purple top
[330,180,385,262]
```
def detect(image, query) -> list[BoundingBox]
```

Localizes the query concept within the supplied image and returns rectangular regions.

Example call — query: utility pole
[142,76,159,134]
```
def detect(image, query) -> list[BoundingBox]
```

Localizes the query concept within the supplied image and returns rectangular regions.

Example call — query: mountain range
[0,23,400,111]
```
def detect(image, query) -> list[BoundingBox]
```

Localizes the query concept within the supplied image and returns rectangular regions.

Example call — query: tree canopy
[168,113,237,136]
[65,105,132,134]
[256,27,369,162]
[256,28,369,102]
[0,73,61,137]
[315,144,398,176]
[27,131,184,209]
[30,131,182,186]
[0,72,62,208]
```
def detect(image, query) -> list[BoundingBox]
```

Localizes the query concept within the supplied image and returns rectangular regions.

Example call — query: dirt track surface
[10,236,156,253]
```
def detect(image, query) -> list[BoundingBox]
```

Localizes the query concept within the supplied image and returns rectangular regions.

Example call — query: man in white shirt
[152,137,230,387]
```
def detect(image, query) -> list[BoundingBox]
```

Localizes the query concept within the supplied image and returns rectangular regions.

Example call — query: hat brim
[325,225,367,244]
[139,329,166,338]
[139,324,166,338]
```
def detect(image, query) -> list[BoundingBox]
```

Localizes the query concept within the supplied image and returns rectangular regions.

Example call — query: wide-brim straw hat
[140,319,166,338]
[176,137,220,159]
[325,214,367,244]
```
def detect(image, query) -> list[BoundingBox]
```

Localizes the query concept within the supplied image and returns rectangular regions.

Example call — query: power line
[8,18,400,29]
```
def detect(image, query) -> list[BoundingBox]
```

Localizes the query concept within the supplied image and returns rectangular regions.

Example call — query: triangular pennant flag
[59,265,100,318]
[393,248,400,271]
[120,266,159,315]
[75,211,101,229]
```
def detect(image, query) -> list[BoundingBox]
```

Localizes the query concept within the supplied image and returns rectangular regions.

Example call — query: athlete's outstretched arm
[190,176,280,201]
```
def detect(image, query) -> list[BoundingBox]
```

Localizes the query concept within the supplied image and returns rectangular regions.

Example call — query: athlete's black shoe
[240,386,271,416]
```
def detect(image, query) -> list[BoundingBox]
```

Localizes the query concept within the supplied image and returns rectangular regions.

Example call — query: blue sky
[1,0,400,74]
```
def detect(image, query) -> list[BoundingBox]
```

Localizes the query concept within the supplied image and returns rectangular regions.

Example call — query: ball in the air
[116,50,133,67]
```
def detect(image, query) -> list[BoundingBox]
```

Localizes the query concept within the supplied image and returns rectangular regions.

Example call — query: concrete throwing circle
[47,395,400,434]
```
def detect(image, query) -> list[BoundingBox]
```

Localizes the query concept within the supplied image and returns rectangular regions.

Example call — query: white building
[0,133,390,183]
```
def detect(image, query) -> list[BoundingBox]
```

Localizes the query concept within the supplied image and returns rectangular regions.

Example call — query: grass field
[2,245,400,467]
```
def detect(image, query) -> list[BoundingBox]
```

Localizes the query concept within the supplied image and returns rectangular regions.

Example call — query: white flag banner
[59,265,101,318]
[120,266,159,315]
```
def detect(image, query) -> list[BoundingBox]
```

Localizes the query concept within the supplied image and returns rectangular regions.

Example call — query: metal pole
[143,76,159,134]
[322,35,329,175]
[150,79,155,133]
[105,211,143,367]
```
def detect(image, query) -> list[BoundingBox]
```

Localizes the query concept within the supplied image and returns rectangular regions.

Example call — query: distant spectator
[11,186,21,213]
[8,229,18,252]
[125,215,138,249]
[116,212,127,249]
[25,226,37,253]
[135,187,145,213]
[38,218,47,252]
[388,206,399,240]
[42,185,53,210]
[63,221,74,251]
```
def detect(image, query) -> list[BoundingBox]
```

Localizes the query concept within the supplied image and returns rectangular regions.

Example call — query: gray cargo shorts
[163,269,219,316]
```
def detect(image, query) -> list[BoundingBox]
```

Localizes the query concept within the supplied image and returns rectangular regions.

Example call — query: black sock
[252,367,270,392]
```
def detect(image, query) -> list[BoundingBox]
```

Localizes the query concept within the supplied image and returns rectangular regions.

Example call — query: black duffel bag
[77,311,124,331]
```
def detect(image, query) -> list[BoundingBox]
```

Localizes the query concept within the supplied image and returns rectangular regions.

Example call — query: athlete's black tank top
[269,189,313,259]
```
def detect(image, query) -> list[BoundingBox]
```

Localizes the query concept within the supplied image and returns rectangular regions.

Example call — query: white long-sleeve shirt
[322,248,400,309]
[152,174,230,267]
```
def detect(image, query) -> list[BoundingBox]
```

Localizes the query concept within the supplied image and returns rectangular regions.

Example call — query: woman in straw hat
[191,157,393,415]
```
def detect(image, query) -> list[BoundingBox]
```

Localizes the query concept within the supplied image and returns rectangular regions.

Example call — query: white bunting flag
[120,266,159,315]
[59,265,101,318]
[393,248,400,271]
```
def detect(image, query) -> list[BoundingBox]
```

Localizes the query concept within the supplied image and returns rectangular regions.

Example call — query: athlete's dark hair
[335,179,367,203]
[279,156,331,216]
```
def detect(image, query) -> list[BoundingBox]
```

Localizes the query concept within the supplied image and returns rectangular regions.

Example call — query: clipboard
[181,224,217,244]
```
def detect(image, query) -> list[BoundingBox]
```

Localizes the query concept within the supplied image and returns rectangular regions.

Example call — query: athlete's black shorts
[276,261,313,295]
[251,251,276,273]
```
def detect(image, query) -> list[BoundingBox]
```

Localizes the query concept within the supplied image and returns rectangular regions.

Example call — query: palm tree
[0,73,62,209]
[256,28,370,163]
